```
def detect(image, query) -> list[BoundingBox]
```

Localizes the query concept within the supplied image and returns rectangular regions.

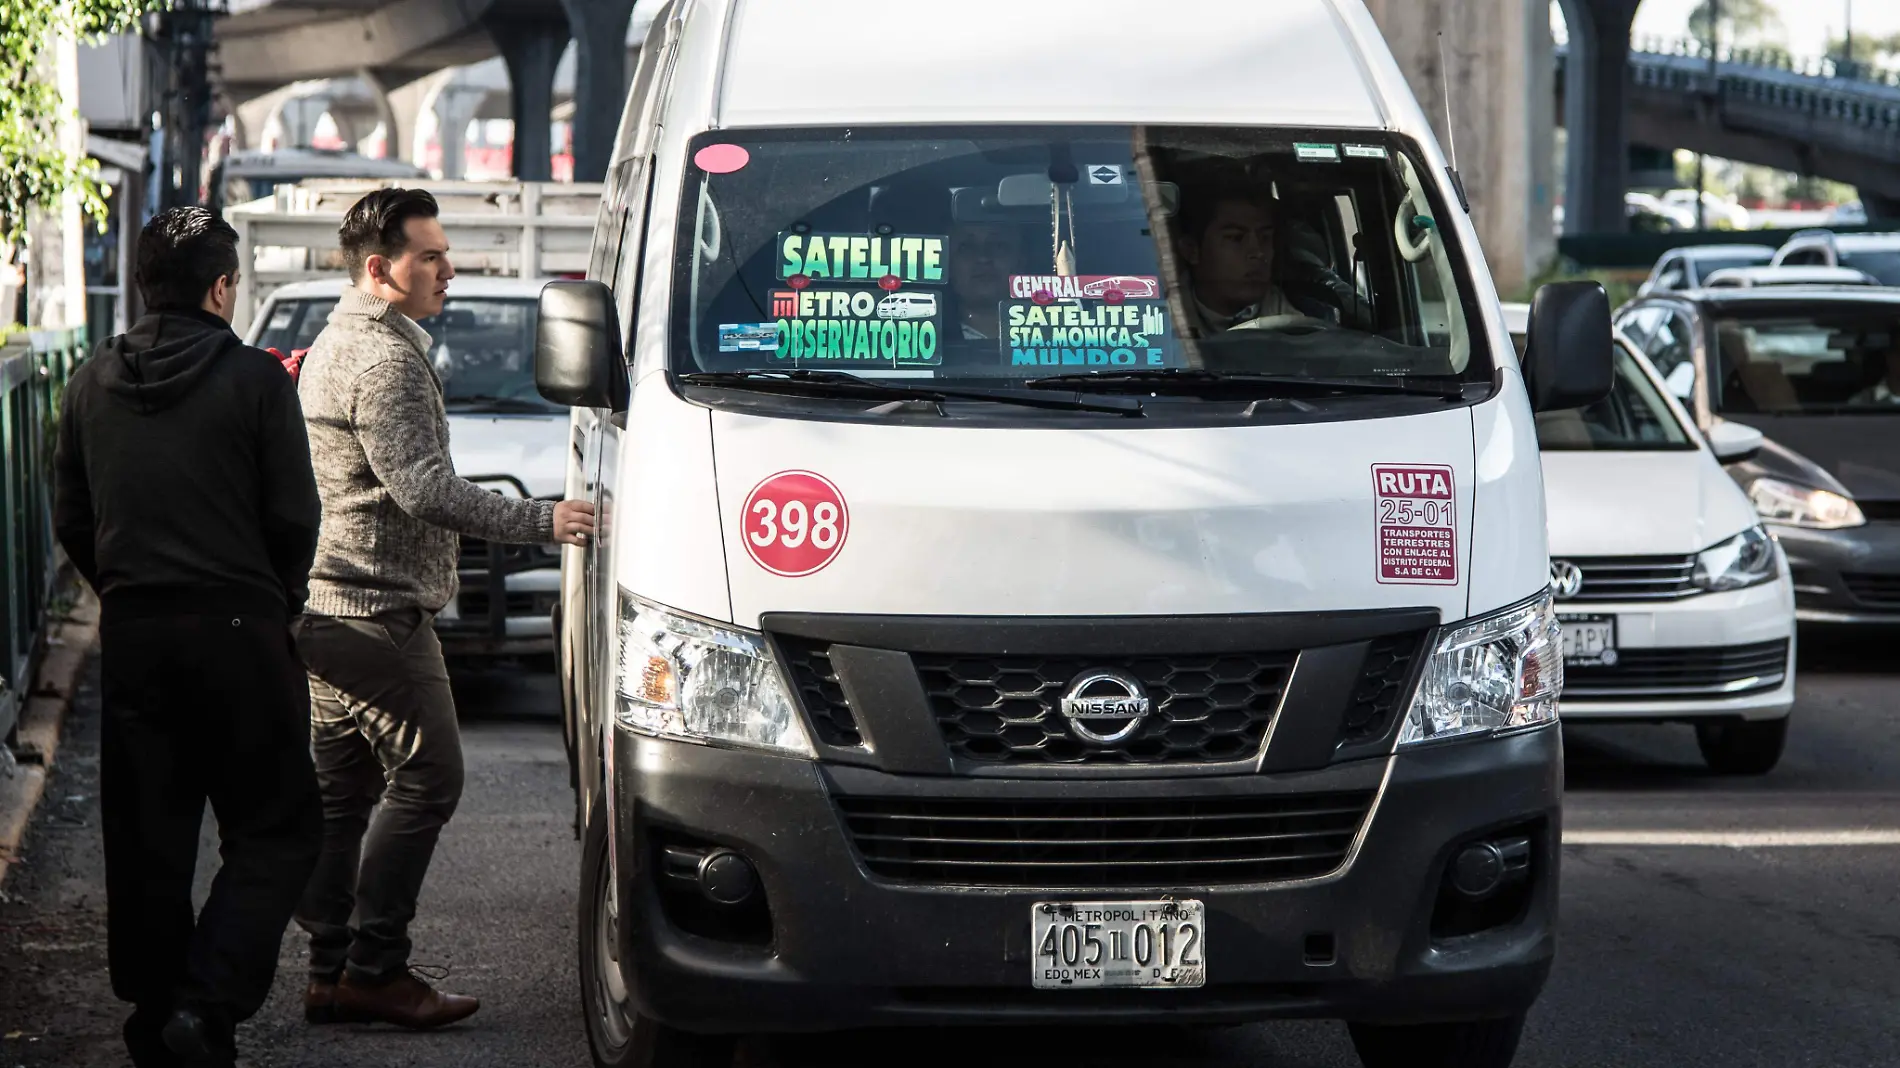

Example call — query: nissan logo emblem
[1549,559,1583,600]
[1058,669,1152,745]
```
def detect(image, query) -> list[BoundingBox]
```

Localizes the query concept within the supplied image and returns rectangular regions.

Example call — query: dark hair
[338,187,440,281]
[1174,185,1276,246]
[135,207,240,310]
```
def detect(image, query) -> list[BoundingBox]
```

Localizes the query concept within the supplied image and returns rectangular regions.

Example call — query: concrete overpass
[1564,38,1900,218]
[218,0,650,181]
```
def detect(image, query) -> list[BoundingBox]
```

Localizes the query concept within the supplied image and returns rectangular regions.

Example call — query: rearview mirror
[1522,282,1614,413]
[535,279,627,410]
[1706,420,1764,463]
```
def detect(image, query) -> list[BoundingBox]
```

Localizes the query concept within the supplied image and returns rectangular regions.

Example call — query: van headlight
[1693,526,1778,592]
[1747,478,1864,529]
[1399,592,1562,748]
[615,590,814,757]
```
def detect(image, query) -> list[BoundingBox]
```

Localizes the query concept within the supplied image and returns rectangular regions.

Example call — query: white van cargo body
[542,4,1613,1068]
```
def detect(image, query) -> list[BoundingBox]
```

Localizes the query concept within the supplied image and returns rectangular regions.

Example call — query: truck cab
[542,3,1611,1066]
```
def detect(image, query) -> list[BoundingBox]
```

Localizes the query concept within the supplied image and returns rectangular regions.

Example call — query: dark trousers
[292,608,463,983]
[99,611,322,1049]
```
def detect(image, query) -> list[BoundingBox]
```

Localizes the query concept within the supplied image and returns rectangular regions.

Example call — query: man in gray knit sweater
[293,189,594,1030]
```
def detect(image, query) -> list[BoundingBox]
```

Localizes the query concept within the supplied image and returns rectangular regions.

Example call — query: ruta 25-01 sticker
[1372,464,1458,585]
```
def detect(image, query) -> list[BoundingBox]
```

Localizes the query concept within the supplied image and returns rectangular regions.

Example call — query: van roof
[717,0,1385,129]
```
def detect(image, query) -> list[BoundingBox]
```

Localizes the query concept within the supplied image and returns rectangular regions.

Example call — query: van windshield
[671,127,1486,391]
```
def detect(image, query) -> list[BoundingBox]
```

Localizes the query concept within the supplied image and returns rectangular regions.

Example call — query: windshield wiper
[1026,368,1467,400]
[677,369,1143,416]
[446,394,558,413]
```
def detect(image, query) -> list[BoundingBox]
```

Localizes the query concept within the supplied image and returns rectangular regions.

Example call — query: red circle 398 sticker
[742,471,849,577]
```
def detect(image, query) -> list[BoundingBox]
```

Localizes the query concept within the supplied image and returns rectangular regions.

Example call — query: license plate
[1561,615,1617,666]
[1031,900,1206,989]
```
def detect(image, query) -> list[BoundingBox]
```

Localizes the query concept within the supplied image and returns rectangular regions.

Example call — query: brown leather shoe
[333,969,480,1030]
[304,980,340,1024]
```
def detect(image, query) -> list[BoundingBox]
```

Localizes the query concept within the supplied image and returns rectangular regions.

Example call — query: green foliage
[1510,258,1640,309]
[0,0,167,243]
[1688,0,1784,47]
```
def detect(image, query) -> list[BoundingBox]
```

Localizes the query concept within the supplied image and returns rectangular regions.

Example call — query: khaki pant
[291,608,462,982]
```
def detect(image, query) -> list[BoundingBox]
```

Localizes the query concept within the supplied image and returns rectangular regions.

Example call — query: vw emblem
[1058,669,1152,745]
[1549,559,1583,600]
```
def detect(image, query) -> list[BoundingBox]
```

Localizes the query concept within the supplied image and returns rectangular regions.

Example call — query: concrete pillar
[271,93,329,149]
[362,69,435,166]
[27,33,86,329]
[429,83,490,179]
[1558,0,1641,234]
[486,12,569,182]
[559,0,637,182]
[1362,0,1555,296]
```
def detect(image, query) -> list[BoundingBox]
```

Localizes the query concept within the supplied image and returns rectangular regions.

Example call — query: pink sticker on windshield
[694,144,751,174]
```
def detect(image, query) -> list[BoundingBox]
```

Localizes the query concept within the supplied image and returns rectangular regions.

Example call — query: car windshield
[1691,254,1771,284]
[1839,250,1900,286]
[1535,346,1694,450]
[254,296,557,412]
[1708,303,1900,414]
[671,126,1485,395]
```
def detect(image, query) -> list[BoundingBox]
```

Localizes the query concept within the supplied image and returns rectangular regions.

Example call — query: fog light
[1450,842,1506,898]
[697,850,759,906]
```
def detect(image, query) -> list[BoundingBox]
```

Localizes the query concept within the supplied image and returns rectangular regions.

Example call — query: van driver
[1173,189,1303,335]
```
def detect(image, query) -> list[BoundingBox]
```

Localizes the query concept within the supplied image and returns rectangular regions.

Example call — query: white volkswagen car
[1505,304,1797,774]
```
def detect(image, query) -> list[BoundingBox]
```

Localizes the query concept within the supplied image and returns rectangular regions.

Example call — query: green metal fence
[0,326,86,744]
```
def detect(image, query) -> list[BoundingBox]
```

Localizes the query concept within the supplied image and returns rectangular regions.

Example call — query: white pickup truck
[248,276,568,661]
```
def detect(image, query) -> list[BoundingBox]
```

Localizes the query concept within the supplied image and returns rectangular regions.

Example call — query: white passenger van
[538,3,1612,1067]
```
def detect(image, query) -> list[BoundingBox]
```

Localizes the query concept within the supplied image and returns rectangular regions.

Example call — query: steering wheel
[1229,312,1335,335]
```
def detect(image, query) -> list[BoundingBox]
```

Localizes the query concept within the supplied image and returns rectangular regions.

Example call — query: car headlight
[1747,477,1864,529]
[1399,591,1562,748]
[614,590,814,757]
[1693,526,1778,592]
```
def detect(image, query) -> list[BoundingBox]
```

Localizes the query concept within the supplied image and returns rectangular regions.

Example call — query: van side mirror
[1706,420,1764,463]
[1522,282,1614,413]
[536,279,627,410]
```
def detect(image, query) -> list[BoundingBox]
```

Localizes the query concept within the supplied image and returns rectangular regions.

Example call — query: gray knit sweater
[299,287,555,617]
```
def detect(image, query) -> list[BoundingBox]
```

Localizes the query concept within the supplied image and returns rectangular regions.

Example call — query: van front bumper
[608,726,1561,1033]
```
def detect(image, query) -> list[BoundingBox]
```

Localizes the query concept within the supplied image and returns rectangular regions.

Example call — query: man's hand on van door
[553,500,598,546]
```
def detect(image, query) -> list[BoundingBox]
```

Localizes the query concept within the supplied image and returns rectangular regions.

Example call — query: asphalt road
[3,632,1898,1068]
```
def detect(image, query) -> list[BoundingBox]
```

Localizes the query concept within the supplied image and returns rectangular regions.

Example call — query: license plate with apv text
[1561,614,1617,666]
[1032,899,1206,989]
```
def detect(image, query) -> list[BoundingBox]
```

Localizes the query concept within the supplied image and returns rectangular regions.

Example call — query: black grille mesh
[837,791,1375,887]
[774,636,863,747]
[914,653,1294,766]
[1338,633,1425,745]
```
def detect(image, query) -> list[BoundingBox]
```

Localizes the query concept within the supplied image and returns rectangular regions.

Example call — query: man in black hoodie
[53,208,323,1068]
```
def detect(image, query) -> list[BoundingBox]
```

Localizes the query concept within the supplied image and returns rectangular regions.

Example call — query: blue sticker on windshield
[719,323,781,352]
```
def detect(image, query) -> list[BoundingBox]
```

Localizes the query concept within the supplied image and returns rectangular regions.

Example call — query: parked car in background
[1702,266,1879,289]
[1614,286,1900,625]
[1637,244,1777,297]
[1506,304,1796,774]
[1627,192,1697,233]
[250,277,566,661]
[1826,201,1868,227]
[1770,230,1900,285]
[1661,189,1751,231]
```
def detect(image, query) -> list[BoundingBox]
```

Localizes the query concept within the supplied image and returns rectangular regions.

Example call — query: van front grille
[913,652,1294,766]
[836,791,1375,888]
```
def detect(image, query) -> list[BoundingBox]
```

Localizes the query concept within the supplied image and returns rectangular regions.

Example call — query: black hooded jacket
[53,308,320,620]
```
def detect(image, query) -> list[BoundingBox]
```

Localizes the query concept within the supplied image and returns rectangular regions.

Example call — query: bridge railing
[0,327,85,744]
[1630,34,1900,91]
